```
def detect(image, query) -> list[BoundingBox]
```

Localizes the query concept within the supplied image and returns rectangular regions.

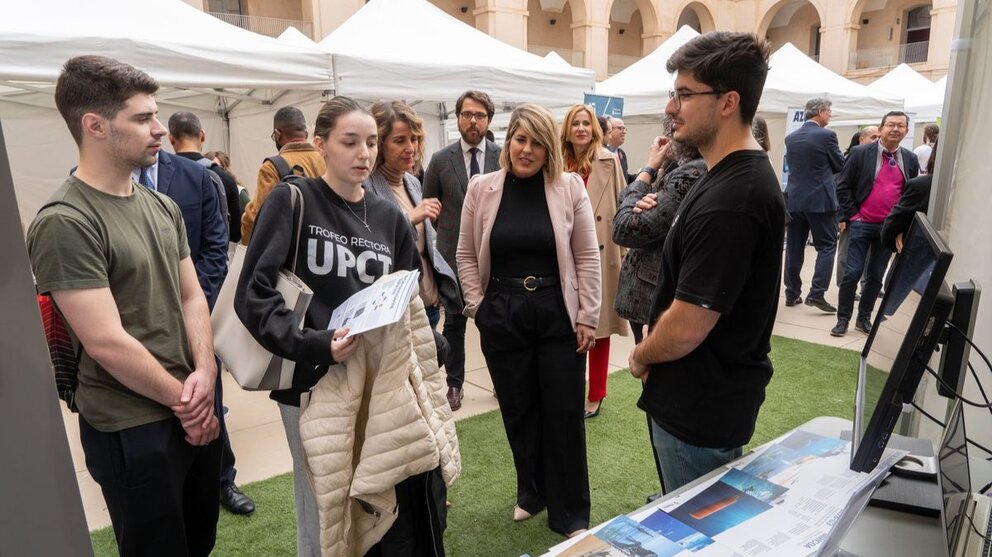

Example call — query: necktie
[138,167,154,190]
[469,147,480,177]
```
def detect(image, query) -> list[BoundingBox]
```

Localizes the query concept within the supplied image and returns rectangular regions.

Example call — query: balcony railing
[849,41,929,70]
[209,11,313,39]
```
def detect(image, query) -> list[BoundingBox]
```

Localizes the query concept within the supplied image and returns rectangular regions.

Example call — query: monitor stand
[841,430,942,516]
[891,454,938,479]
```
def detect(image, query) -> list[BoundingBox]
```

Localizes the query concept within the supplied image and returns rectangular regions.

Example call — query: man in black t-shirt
[628,32,785,493]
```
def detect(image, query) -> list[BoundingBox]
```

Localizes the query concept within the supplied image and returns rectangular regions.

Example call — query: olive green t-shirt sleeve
[27,210,109,293]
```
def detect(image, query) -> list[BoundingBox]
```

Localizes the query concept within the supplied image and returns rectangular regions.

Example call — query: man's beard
[109,125,156,170]
[676,119,718,152]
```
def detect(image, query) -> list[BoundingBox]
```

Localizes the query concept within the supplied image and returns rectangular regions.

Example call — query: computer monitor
[851,212,954,473]
[938,400,970,557]
[938,281,981,399]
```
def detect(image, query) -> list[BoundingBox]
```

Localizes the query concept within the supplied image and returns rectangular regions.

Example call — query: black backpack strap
[265,155,294,181]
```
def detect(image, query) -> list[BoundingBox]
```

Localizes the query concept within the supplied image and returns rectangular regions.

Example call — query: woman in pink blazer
[457,103,601,538]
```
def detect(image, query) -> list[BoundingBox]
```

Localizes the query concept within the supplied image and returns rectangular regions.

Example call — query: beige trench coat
[585,147,629,338]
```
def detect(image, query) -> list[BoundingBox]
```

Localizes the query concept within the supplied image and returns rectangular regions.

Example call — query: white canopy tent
[866,64,944,122]
[598,34,903,120]
[278,26,320,49]
[763,44,904,120]
[599,35,904,179]
[544,51,575,69]
[0,0,334,216]
[318,0,595,109]
[595,26,701,117]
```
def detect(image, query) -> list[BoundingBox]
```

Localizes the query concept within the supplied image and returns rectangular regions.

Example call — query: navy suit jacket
[156,150,228,309]
[784,121,845,213]
[836,142,920,223]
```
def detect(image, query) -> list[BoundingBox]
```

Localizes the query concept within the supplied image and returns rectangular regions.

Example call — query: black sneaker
[855,318,872,334]
[830,320,849,337]
[805,297,837,313]
[785,296,803,307]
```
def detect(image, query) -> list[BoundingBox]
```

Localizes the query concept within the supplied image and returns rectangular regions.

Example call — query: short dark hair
[666,32,770,124]
[168,111,203,139]
[55,55,159,145]
[455,90,495,120]
[881,111,910,128]
[273,106,308,137]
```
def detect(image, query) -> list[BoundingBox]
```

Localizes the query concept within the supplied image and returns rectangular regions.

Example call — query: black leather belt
[489,274,558,292]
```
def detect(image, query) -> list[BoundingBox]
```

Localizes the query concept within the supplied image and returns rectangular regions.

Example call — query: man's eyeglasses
[459,111,489,122]
[668,89,725,110]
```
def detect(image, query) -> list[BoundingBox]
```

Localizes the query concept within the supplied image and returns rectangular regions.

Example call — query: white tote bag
[212,182,313,390]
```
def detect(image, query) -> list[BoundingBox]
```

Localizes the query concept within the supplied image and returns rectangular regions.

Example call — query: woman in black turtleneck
[457,103,602,538]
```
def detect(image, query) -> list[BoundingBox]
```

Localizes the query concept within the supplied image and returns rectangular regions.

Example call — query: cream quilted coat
[298,279,461,557]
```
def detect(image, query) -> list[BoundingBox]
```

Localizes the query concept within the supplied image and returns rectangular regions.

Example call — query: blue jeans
[837,221,892,323]
[426,305,440,329]
[651,419,742,493]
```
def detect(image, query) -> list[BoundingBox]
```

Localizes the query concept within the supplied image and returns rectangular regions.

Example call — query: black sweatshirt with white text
[235,177,419,406]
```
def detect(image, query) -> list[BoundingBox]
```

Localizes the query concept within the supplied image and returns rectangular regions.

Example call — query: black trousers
[79,416,222,557]
[214,361,237,487]
[366,468,447,557]
[476,283,590,534]
[441,310,466,388]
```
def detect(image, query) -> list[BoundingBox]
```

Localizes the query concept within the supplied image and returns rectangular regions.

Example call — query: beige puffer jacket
[298,280,461,557]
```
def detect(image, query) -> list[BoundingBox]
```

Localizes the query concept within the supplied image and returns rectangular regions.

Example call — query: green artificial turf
[91,335,861,557]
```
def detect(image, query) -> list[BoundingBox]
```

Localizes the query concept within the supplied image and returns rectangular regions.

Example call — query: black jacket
[881,174,932,251]
[836,142,920,223]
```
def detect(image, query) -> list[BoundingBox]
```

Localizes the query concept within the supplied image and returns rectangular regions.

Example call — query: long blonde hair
[499,104,565,181]
[560,104,604,176]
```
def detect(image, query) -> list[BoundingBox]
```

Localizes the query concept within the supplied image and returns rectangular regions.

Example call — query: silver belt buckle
[523,276,539,291]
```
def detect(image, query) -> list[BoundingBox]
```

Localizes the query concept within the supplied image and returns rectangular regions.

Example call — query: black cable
[947,321,992,375]
[938,324,992,459]
[922,362,992,408]
[965,511,989,542]
[910,400,992,459]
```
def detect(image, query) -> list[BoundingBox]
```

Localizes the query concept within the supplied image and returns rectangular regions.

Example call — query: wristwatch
[639,166,658,181]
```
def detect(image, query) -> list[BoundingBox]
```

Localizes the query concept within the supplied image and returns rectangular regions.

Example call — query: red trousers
[586,337,610,402]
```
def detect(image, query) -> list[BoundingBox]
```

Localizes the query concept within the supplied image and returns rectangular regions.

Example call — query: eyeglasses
[668,89,725,110]
[459,111,489,122]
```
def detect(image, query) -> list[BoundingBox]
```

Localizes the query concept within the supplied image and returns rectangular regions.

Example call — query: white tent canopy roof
[0,0,333,91]
[762,43,904,119]
[278,26,319,49]
[544,51,573,69]
[318,0,595,106]
[598,34,904,120]
[867,63,943,121]
[595,26,700,116]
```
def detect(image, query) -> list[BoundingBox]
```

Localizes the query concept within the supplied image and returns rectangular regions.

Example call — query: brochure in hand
[326,270,420,338]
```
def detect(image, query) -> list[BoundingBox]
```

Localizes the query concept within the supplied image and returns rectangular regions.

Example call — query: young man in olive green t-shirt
[26,56,221,557]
